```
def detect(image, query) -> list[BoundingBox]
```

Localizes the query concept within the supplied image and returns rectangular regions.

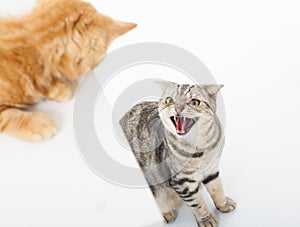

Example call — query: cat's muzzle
[170,115,198,136]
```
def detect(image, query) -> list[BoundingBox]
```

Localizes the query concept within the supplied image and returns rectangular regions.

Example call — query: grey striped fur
[119,81,236,226]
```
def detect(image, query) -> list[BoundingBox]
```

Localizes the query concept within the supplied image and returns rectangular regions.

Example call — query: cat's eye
[165,97,174,105]
[190,99,201,106]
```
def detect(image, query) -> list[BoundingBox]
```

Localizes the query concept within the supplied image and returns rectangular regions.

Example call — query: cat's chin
[169,129,193,138]
[169,116,198,136]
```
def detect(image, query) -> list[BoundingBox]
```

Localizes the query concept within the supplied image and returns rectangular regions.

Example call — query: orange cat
[0,0,136,141]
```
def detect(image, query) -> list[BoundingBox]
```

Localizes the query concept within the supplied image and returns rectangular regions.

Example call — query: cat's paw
[216,197,237,213]
[163,210,178,223]
[18,112,57,142]
[0,109,57,142]
[197,215,218,227]
[47,82,73,102]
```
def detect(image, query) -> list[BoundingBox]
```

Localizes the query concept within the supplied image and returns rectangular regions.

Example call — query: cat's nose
[175,105,184,115]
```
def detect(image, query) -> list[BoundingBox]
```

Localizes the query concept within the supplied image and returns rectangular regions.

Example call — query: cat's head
[63,0,136,71]
[37,0,136,77]
[157,81,223,137]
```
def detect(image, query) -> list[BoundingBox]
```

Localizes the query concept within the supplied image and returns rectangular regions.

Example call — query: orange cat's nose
[114,21,137,35]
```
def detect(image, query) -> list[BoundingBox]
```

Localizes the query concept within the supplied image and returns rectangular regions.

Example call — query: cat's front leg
[202,171,237,213]
[46,82,74,102]
[170,176,218,227]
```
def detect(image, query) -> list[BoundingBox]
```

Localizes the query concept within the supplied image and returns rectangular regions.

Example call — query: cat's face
[158,82,223,137]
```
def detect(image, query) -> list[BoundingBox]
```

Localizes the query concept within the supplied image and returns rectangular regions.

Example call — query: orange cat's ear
[111,20,137,36]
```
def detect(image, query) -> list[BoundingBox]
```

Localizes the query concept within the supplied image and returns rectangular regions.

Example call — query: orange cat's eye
[190,99,201,106]
[165,97,174,105]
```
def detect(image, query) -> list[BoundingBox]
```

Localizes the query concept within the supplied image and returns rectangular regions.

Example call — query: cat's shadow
[144,205,219,227]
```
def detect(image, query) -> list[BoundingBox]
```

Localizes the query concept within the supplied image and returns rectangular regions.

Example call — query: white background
[0,0,300,226]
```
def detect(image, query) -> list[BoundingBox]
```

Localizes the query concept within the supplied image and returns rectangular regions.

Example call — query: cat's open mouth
[170,116,197,136]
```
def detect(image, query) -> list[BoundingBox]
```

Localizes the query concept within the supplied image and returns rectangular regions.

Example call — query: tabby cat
[0,0,136,141]
[120,81,236,227]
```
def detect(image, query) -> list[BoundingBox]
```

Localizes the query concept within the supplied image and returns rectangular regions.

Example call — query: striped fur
[120,82,236,226]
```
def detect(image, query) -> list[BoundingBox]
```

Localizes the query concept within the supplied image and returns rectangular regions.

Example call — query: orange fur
[0,0,136,141]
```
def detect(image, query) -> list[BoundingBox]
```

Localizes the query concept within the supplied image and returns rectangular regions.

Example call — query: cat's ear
[203,84,224,99]
[105,20,136,43]
[110,20,137,36]
[154,80,177,91]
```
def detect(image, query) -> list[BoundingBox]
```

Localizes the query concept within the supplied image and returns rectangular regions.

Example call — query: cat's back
[120,101,162,141]
[120,101,172,184]
[120,101,165,155]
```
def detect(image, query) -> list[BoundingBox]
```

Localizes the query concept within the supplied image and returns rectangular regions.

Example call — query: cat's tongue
[176,117,187,134]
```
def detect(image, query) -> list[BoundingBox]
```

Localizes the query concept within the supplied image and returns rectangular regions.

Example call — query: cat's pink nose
[175,107,183,115]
